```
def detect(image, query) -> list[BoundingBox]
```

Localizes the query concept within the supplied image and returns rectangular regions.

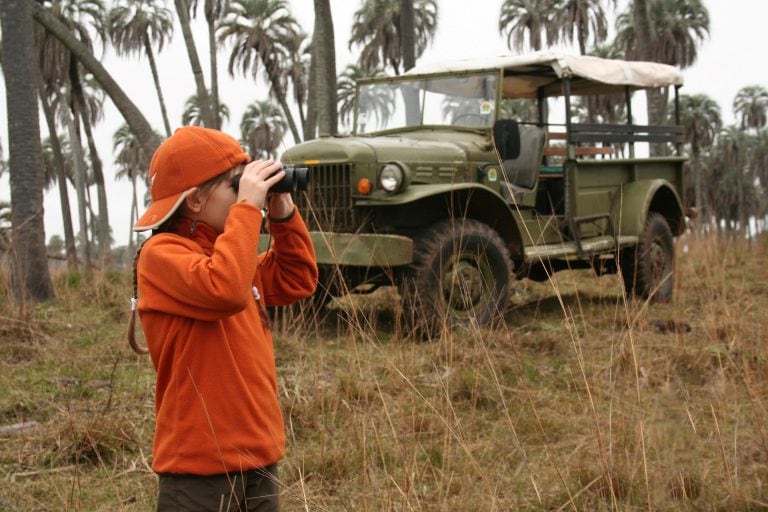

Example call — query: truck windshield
[356,73,498,134]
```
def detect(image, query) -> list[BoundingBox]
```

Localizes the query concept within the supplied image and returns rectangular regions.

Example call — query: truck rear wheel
[400,218,513,336]
[620,212,675,302]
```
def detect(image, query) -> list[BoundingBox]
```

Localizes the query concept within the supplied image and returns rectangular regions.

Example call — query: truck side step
[524,235,638,261]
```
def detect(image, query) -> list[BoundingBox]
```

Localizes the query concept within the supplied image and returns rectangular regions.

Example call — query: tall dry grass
[1,234,767,511]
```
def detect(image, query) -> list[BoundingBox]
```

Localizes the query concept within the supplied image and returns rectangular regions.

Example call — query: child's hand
[237,160,285,209]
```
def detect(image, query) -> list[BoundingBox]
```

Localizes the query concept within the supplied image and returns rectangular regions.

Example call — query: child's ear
[184,187,203,213]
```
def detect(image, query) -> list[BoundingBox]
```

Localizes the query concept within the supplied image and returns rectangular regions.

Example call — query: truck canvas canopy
[403,51,684,98]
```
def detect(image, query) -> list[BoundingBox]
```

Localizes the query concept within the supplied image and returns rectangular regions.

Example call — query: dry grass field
[1,233,767,511]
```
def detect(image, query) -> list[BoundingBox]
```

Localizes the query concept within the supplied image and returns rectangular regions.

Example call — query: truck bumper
[259,232,414,267]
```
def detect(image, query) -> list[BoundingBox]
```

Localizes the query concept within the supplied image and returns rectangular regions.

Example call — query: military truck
[279,52,689,332]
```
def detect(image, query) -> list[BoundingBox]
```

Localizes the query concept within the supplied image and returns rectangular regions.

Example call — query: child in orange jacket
[128,126,317,511]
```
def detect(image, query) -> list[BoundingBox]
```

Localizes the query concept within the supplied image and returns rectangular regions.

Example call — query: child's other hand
[237,160,285,209]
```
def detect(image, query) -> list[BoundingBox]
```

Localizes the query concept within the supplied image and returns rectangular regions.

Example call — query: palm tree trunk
[87,191,99,248]
[39,87,78,271]
[532,21,542,51]
[633,0,666,155]
[400,0,416,70]
[634,0,653,62]
[174,0,216,128]
[60,88,92,269]
[297,95,307,136]
[313,0,338,136]
[1,0,55,302]
[692,144,702,231]
[578,20,587,55]
[30,0,161,156]
[262,55,302,143]
[304,52,318,141]
[80,110,111,264]
[399,0,419,125]
[144,34,172,137]
[207,18,221,129]
[70,64,111,266]
[277,91,302,144]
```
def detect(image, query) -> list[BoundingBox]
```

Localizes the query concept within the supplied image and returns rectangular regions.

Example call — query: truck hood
[281,135,468,166]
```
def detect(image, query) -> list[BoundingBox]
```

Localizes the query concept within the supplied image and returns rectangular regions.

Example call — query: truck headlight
[379,163,404,192]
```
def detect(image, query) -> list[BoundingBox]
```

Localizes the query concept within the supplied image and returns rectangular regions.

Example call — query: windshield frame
[353,69,504,136]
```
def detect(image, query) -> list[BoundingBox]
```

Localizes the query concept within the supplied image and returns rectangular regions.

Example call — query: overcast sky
[1,0,767,247]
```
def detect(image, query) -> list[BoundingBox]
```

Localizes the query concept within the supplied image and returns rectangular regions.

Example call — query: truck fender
[360,183,525,258]
[609,179,685,237]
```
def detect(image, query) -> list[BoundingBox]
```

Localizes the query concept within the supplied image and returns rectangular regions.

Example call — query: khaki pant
[157,464,279,512]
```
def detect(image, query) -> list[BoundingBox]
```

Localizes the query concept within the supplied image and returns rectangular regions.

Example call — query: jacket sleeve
[138,203,264,320]
[257,207,318,307]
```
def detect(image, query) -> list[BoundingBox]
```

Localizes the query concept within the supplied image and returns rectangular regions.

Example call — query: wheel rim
[439,250,493,318]
[649,236,672,288]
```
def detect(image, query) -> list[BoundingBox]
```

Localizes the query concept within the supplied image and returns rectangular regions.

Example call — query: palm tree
[284,30,312,138]
[74,73,112,264]
[733,85,768,133]
[751,131,768,232]
[42,135,74,189]
[54,85,93,266]
[218,0,303,143]
[181,91,231,126]
[554,0,612,55]
[336,65,389,130]
[188,0,229,128]
[34,0,114,265]
[349,0,438,75]
[677,94,721,226]
[34,0,104,268]
[107,0,175,137]
[1,0,55,301]
[39,92,78,270]
[500,99,538,123]
[616,0,709,67]
[499,0,558,52]
[174,0,216,128]
[240,100,287,159]
[31,2,161,156]
[615,0,710,142]
[113,124,151,254]
[706,127,757,236]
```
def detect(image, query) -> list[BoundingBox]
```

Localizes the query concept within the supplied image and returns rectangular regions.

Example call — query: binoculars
[231,164,310,195]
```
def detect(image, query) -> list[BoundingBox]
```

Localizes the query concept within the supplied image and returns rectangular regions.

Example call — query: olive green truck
[279,52,689,332]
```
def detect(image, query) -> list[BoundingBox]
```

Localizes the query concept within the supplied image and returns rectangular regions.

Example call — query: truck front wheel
[400,218,513,336]
[620,212,675,302]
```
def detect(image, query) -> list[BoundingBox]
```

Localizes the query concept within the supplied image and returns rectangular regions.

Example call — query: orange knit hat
[133,126,251,232]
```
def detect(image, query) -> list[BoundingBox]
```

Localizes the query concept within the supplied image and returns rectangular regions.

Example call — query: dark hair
[126,164,245,355]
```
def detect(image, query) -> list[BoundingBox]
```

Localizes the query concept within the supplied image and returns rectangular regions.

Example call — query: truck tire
[400,218,513,337]
[620,212,675,302]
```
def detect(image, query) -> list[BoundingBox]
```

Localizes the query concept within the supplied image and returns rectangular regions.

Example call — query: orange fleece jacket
[137,203,317,475]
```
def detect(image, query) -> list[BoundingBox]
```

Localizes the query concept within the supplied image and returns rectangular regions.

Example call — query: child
[127,126,317,511]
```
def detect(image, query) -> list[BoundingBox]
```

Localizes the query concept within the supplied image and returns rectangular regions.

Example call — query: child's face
[195,176,239,233]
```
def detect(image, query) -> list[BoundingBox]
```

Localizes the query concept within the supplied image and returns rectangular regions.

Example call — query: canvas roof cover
[403,51,684,98]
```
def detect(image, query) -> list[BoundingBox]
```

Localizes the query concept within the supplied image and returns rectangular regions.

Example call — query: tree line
[1,0,765,303]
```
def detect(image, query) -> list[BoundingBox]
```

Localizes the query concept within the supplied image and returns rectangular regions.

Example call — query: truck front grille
[294,163,355,232]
